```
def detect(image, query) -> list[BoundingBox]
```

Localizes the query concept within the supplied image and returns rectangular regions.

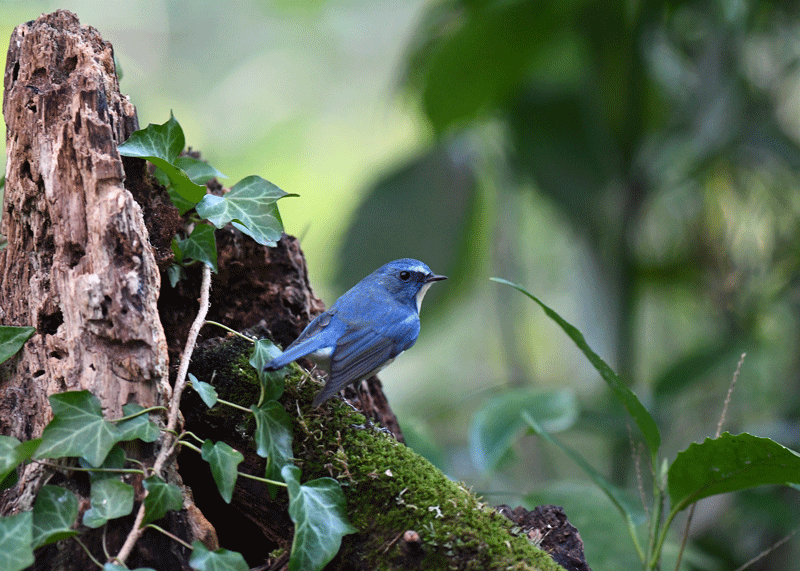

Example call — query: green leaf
[118,113,206,204]
[492,278,661,460]
[177,224,218,272]
[250,339,285,401]
[524,412,644,527]
[83,478,135,528]
[167,264,184,287]
[282,465,357,571]
[117,403,159,443]
[470,389,578,472]
[668,432,800,513]
[32,485,79,547]
[251,402,293,493]
[175,156,226,184]
[195,176,294,246]
[189,540,248,571]
[104,564,157,571]
[0,436,40,489]
[201,440,243,504]
[189,374,218,408]
[79,444,127,482]
[142,475,183,526]
[34,391,122,467]
[0,511,34,571]
[0,325,35,365]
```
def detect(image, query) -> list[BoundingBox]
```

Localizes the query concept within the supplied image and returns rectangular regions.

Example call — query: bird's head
[370,259,447,312]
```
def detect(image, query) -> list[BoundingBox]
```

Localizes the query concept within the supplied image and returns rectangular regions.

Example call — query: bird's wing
[264,310,338,370]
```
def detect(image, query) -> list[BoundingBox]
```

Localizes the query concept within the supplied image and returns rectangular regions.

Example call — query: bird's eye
[399,271,411,281]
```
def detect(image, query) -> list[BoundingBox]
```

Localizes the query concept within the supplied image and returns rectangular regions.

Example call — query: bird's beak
[426,274,447,283]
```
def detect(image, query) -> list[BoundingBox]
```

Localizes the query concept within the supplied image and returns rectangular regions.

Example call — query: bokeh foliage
[342,0,800,569]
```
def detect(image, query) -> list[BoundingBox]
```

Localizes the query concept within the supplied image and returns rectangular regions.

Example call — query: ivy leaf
[250,339,285,401]
[282,465,357,571]
[188,540,248,571]
[34,391,122,467]
[32,485,79,548]
[0,436,40,489]
[201,440,243,504]
[492,278,661,461]
[195,176,295,246]
[251,401,293,496]
[104,565,157,571]
[0,325,35,365]
[668,432,800,513]
[177,224,218,272]
[118,113,206,204]
[189,374,218,409]
[175,156,226,184]
[79,444,127,482]
[117,403,159,443]
[0,511,33,571]
[142,475,183,526]
[82,478,134,529]
[167,263,184,288]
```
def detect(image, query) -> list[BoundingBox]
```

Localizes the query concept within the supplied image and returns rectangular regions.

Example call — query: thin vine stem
[114,264,212,566]
[204,320,257,342]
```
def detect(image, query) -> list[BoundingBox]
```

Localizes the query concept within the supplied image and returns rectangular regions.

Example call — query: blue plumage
[264,259,446,406]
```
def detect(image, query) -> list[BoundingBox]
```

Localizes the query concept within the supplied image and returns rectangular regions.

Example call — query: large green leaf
[668,432,800,513]
[118,113,206,204]
[142,475,183,526]
[195,175,294,246]
[201,440,243,504]
[251,401,293,492]
[189,540,248,571]
[0,325,35,365]
[82,478,135,528]
[470,388,578,472]
[282,465,357,571]
[32,485,79,547]
[0,511,33,571]
[492,278,661,460]
[34,391,122,467]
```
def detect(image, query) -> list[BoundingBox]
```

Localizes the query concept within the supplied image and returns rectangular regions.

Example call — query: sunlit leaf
[668,432,800,513]
[34,391,122,467]
[196,176,294,246]
[118,113,206,204]
[0,325,35,365]
[283,465,357,571]
[82,478,134,528]
[189,540,248,571]
[470,389,578,472]
[0,511,33,571]
[201,440,243,504]
[32,485,79,547]
[142,475,183,526]
[174,156,226,184]
[492,278,661,460]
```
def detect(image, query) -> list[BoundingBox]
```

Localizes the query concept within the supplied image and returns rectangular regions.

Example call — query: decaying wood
[0,10,170,438]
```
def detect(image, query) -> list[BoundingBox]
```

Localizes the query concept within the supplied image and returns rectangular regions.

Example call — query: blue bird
[264,259,446,406]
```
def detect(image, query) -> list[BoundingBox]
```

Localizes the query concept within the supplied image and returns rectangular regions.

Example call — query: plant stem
[147,523,194,550]
[114,264,212,565]
[204,320,256,342]
[114,405,169,422]
[238,470,287,488]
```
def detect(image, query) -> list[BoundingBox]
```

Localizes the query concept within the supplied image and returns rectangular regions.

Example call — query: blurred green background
[3,1,800,569]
